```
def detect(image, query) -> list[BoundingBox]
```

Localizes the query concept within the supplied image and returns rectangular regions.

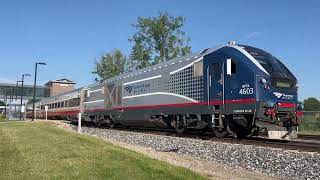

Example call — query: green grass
[0,121,205,180]
[0,115,6,122]
[299,114,320,135]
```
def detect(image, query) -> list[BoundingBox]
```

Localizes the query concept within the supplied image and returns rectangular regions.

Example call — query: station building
[0,83,50,101]
[45,78,76,97]
[0,78,76,117]
[0,78,76,101]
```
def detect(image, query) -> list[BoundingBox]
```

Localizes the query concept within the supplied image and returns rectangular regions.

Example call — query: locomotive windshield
[241,45,297,89]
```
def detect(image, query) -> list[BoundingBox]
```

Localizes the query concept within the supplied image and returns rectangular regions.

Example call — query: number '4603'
[239,88,254,95]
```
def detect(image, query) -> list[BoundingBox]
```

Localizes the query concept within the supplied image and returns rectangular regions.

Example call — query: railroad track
[298,134,320,141]
[68,121,320,153]
[221,137,320,153]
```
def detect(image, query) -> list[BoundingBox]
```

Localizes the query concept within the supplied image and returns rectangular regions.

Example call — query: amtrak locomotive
[30,42,302,140]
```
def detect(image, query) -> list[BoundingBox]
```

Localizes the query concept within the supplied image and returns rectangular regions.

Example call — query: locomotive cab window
[242,45,297,89]
[231,60,236,74]
[193,61,203,77]
[226,59,236,75]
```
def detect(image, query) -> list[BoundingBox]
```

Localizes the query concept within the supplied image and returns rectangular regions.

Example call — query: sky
[0,0,319,100]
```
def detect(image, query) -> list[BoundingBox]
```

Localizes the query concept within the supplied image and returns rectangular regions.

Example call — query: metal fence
[1,99,28,120]
[302,111,320,122]
[300,111,320,134]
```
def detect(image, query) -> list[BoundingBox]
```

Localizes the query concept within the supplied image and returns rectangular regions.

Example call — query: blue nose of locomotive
[258,76,297,106]
[257,75,297,108]
[256,75,301,129]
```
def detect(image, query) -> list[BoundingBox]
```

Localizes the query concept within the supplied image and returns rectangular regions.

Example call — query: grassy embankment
[0,121,205,180]
[299,113,320,135]
[0,115,6,122]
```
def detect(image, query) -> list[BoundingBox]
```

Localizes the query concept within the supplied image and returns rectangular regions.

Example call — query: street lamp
[20,73,31,120]
[32,62,46,121]
[4,91,8,118]
[15,80,22,100]
[14,81,22,114]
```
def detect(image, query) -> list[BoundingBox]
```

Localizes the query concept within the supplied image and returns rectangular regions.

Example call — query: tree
[0,101,5,106]
[303,97,320,111]
[92,49,127,81]
[129,12,191,70]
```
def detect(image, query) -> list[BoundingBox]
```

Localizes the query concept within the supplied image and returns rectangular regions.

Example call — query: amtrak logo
[273,92,294,99]
[273,92,284,98]
[124,84,151,94]
[125,86,134,93]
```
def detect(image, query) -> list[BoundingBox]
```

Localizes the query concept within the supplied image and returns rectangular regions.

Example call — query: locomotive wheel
[109,120,116,128]
[174,124,187,134]
[230,115,253,138]
[94,116,103,127]
[174,119,186,134]
[212,127,228,138]
[234,128,252,138]
[96,121,102,127]
[175,124,186,134]
[211,116,228,138]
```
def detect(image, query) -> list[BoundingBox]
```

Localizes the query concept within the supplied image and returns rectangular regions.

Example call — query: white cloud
[245,31,261,39]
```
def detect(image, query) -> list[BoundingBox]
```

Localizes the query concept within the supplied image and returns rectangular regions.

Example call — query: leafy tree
[128,37,152,71]
[93,49,127,81]
[303,97,320,111]
[0,101,5,106]
[129,12,191,70]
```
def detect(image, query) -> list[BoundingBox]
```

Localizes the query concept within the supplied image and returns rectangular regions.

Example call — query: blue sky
[0,0,319,100]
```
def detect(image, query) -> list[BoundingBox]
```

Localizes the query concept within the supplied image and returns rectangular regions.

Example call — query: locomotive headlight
[261,78,267,84]
[261,78,270,91]
[297,103,304,110]
[264,101,275,108]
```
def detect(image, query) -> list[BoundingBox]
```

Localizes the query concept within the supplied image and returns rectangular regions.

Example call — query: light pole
[32,62,46,121]
[15,81,22,100]
[14,81,22,114]
[4,91,8,118]
[20,73,31,120]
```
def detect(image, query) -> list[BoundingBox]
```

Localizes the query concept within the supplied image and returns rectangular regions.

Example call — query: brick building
[45,78,76,97]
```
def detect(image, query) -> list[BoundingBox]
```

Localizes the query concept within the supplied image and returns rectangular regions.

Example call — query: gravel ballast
[72,125,320,179]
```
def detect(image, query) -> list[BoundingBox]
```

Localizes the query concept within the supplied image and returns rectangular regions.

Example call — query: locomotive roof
[36,43,277,103]
[37,46,219,101]
[86,46,223,89]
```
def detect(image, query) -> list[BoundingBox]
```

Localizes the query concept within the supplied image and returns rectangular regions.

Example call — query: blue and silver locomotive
[36,41,302,139]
